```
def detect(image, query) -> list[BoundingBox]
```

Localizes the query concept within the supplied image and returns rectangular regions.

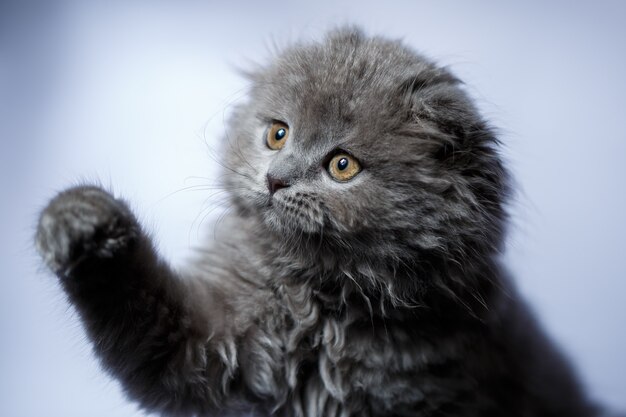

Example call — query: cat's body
[36,28,601,416]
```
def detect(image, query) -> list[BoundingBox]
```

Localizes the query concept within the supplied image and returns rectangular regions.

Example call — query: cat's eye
[328,153,361,182]
[266,121,289,150]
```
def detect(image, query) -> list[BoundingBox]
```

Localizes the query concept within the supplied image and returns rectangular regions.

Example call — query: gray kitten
[36,28,605,417]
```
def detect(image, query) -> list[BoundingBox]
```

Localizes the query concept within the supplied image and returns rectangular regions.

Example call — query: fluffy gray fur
[36,27,605,416]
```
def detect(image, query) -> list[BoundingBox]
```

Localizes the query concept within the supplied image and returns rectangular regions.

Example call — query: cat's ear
[398,69,491,162]
[398,68,459,104]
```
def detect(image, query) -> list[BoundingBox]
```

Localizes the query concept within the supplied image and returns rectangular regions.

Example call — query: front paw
[36,186,139,276]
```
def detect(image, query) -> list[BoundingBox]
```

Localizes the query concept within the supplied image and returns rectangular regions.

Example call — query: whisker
[188,191,232,244]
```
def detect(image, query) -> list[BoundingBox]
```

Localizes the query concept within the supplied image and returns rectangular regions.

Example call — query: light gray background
[1,1,624,416]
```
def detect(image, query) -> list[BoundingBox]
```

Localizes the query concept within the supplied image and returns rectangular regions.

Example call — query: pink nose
[267,174,289,195]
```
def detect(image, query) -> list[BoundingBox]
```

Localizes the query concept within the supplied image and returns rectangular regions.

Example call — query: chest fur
[239,289,465,417]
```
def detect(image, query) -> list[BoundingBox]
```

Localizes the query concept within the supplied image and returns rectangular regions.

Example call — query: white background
[1,1,624,416]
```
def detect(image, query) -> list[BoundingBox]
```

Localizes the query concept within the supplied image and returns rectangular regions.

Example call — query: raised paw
[36,186,139,276]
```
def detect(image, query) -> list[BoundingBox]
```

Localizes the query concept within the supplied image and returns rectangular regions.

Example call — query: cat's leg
[36,185,238,415]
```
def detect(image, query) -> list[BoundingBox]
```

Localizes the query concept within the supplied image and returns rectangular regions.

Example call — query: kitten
[36,27,604,417]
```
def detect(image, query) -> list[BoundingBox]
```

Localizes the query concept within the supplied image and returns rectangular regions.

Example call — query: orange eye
[328,153,361,182]
[266,121,289,150]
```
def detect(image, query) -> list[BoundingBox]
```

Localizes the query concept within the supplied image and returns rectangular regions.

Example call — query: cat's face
[222,29,508,263]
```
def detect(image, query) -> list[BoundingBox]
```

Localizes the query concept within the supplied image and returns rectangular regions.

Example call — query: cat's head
[222,27,509,270]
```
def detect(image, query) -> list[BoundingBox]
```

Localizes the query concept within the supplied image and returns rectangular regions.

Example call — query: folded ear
[398,67,496,162]
[398,66,460,103]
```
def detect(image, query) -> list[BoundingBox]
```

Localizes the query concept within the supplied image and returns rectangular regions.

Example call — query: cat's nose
[267,173,289,195]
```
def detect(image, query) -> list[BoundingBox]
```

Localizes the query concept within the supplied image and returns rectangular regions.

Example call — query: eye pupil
[328,153,361,181]
[275,128,286,141]
[337,157,349,171]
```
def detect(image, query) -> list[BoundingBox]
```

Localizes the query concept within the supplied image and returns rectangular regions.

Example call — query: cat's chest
[242,291,455,416]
